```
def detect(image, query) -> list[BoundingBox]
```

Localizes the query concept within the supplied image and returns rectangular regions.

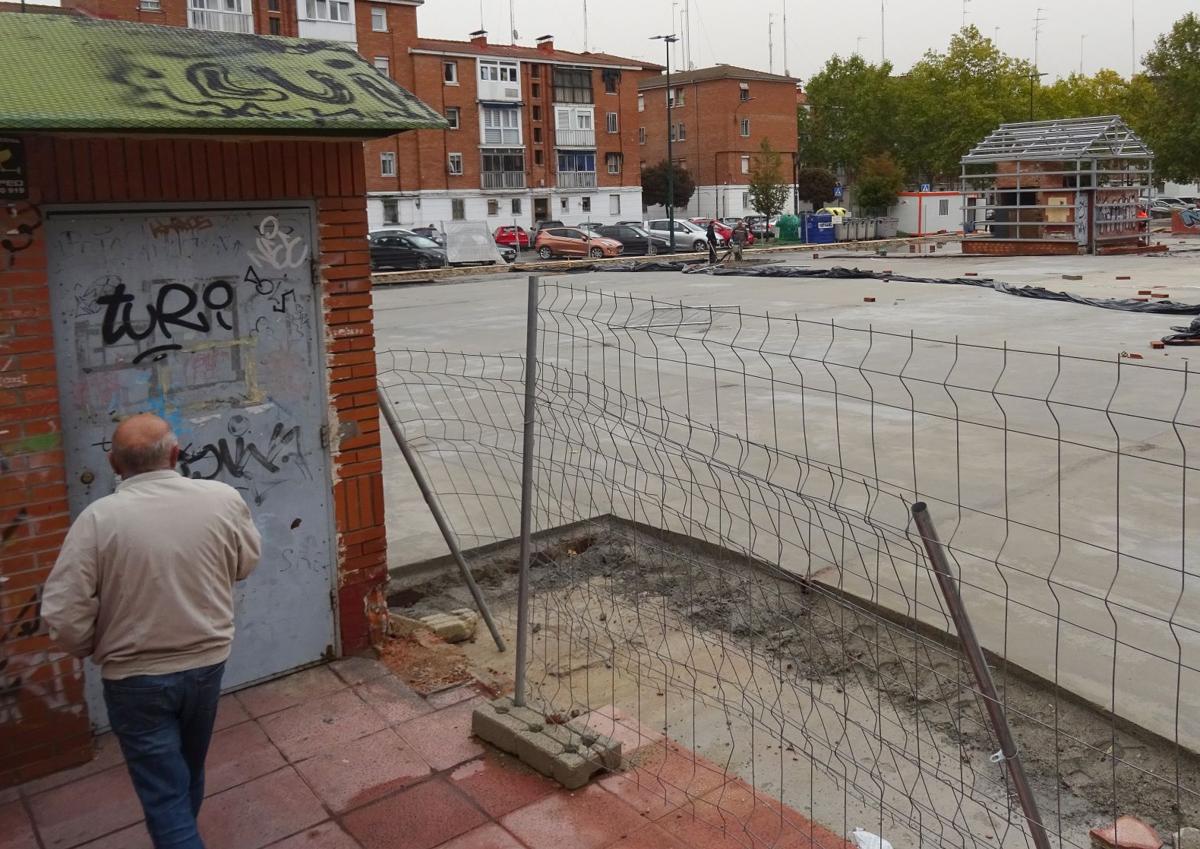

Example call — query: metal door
[45,206,335,728]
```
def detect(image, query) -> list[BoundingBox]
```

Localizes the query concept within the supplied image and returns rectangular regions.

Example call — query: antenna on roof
[510,0,517,44]
[583,0,589,51]
[782,1,789,76]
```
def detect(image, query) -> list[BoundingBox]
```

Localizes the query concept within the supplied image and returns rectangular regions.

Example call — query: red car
[494,225,531,249]
[690,218,735,246]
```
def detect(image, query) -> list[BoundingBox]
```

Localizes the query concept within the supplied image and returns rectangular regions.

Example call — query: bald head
[109,414,180,478]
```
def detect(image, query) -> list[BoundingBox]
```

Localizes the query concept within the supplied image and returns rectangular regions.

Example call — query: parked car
[592,224,671,256]
[532,219,565,237]
[411,226,445,246]
[689,218,732,246]
[494,225,531,249]
[743,216,775,240]
[642,218,709,252]
[1151,197,1195,216]
[369,231,447,271]
[534,226,623,259]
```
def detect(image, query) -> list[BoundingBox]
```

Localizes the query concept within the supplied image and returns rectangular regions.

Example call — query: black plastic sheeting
[595,262,1200,316]
[1162,317,1200,345]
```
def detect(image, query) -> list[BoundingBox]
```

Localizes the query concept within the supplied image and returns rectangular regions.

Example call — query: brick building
[61,0,661,229]
[637,65,799,221]
[0,12,444,785]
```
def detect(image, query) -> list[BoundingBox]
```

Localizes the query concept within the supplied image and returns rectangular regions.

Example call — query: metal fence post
[911,502,1052,849]
[514,275,539,707]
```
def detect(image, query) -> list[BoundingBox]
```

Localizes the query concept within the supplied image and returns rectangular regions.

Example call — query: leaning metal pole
[513,275,539,707]
[376,384,506,652]
[911,503,1052,849]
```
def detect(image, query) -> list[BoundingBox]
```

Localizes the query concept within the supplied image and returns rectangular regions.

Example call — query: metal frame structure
[960,116,1153,254]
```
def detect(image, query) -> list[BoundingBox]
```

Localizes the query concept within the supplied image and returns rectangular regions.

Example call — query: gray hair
[112,429,179,476]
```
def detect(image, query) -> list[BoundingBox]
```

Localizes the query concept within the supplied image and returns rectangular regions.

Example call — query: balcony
[482,171,526,190]
[554,128,595,148]
[188,7,253,32]
[557,171,597,189]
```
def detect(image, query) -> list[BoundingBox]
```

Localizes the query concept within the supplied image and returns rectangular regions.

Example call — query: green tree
[1037,69,1131,120]
[640,160,697,210]
[1140,13,1200,182]
[798,54,898,174]
[795,167,839,210]
[747,140,791,220]
[854,153,905,215]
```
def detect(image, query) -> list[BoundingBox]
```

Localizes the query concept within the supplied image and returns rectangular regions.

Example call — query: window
[740,118,750,137]
[561,197,569,212]
[669,125,676,142]
[677,122,686,140]
[575,112,593,130]
[739,82,750,101]
[557,150,596,173]
[609,194,621,215]
[531,82,541,98]
[370,5,386,31]
[268,16,280,33]
[939,199,950,216]
[448,152,463,175]
[267,0,278,9]
[532,105,542,121]
[741,156,750,174]
[380,152,396,177]
[533,127,542,143]
[637,94,645,112]
[479,60,520,83]
[304,0,349,22]
[602,69,620,94]
[481,106,521,145]
[581,197,591,213]
[534,150,544,166]
[452,199,465,220]
[553,67,593,103]
[373,57,389,76]
[742,191,750,207]
[512,198,522,215]
[606,112,618,134]
[446,107,460,130]
[481,148,525,177]
[638,127,646,145]
[139,0,161,9]
[606,153,622,175]
[674,87,686,107]
[487,199,499,216]
[382,198,399,224]
[443,61,458,84]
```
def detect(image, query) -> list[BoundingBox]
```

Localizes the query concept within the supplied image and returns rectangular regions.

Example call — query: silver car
[642,218,710,252]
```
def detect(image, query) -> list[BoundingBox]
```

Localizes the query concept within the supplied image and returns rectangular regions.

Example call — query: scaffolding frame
[960,116,1153,254]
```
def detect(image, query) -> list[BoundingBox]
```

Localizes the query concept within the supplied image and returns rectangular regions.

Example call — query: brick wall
[0,135,386,787]
[962,239,1080,256]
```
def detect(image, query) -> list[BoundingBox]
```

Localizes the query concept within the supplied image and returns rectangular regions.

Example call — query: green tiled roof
[0,13,448,135]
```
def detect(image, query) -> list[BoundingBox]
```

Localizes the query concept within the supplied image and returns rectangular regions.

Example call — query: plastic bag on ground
[851,828,894,849]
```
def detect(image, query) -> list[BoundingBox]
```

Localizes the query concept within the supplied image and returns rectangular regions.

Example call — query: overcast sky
[417,0,1195,83]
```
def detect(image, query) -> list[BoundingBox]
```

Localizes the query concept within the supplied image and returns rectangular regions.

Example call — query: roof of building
[0,13,448,135]
[412,37,663,71]
[638,64,798,90]
[962,116,1153,164]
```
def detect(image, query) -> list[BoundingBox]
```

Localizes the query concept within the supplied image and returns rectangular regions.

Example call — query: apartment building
[60,0,659,229]
[637,65,799,220]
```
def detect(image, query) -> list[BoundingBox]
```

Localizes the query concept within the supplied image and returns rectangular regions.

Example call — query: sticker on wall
[0,137,28,200]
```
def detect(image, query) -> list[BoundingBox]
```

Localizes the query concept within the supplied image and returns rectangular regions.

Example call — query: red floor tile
[394,700,485,771]
[661,780,845,849]
[599,741,730,821]
[265,822,364,848]
[328,656,391,688]
[17,733,125,797]
[578,706,664,756]
[341,778,487,849]
[260,689,386,762]
[448,751,556,818]
[0,801,38,849]
[205,719,288,796]
[75,823,153,849]
[432,823,525,849]
[500,784,649,849]
[355,675,433,726]
[214,693,252,731]
[294,728,430,813]
[28,765,143,849]
[198,768,328,849]
[605,822,689,849]
[237,666,347,718]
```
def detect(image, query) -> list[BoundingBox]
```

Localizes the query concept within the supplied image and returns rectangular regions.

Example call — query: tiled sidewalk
[0,658,849,849]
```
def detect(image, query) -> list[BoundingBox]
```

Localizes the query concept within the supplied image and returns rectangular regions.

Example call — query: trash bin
[864,219,878,240]
[834,222,847,241]
[806,213,835,244]
[777,214,801,242]
[877,217,899,238]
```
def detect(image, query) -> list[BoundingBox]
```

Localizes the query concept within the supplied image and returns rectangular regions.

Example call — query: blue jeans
[103,662,225,849]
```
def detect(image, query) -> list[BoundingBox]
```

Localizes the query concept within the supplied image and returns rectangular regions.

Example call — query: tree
[747,140,790,220]
[795,167,839,210]
[854,153,905,215]
[640,160,697,210]
[798,54,898,175]
[1140,13,1200,182]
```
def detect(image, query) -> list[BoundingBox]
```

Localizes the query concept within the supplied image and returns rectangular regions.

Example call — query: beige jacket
[42,470,262,680]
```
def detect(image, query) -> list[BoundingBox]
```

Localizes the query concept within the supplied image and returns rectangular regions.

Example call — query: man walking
[42,413,262,849]
[705,220,719,264]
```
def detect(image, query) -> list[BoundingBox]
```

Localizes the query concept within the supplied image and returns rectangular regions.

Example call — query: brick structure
[0,13,444,787]
[637,65,799,221]
[60,0,661,229]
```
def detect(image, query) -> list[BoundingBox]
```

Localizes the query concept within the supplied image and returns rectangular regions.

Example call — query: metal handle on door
[80,470,95,485]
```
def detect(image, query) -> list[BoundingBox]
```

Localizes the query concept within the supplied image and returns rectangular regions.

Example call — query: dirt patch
[377,629,472,695]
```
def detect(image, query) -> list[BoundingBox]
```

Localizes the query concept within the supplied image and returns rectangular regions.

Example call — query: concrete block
[472,701,527,755]
[552,750,600,790]
[1063,274,1084,281]
[420,608,478,643]
[1174,828,1200,849]
[514,727,559,777]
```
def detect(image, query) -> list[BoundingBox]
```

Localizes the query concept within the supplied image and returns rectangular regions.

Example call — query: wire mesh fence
[377,277,1200,849]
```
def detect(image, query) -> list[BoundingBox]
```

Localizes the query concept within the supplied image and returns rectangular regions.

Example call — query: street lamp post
[1029,71,1048,120]
[652,34,679,253]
